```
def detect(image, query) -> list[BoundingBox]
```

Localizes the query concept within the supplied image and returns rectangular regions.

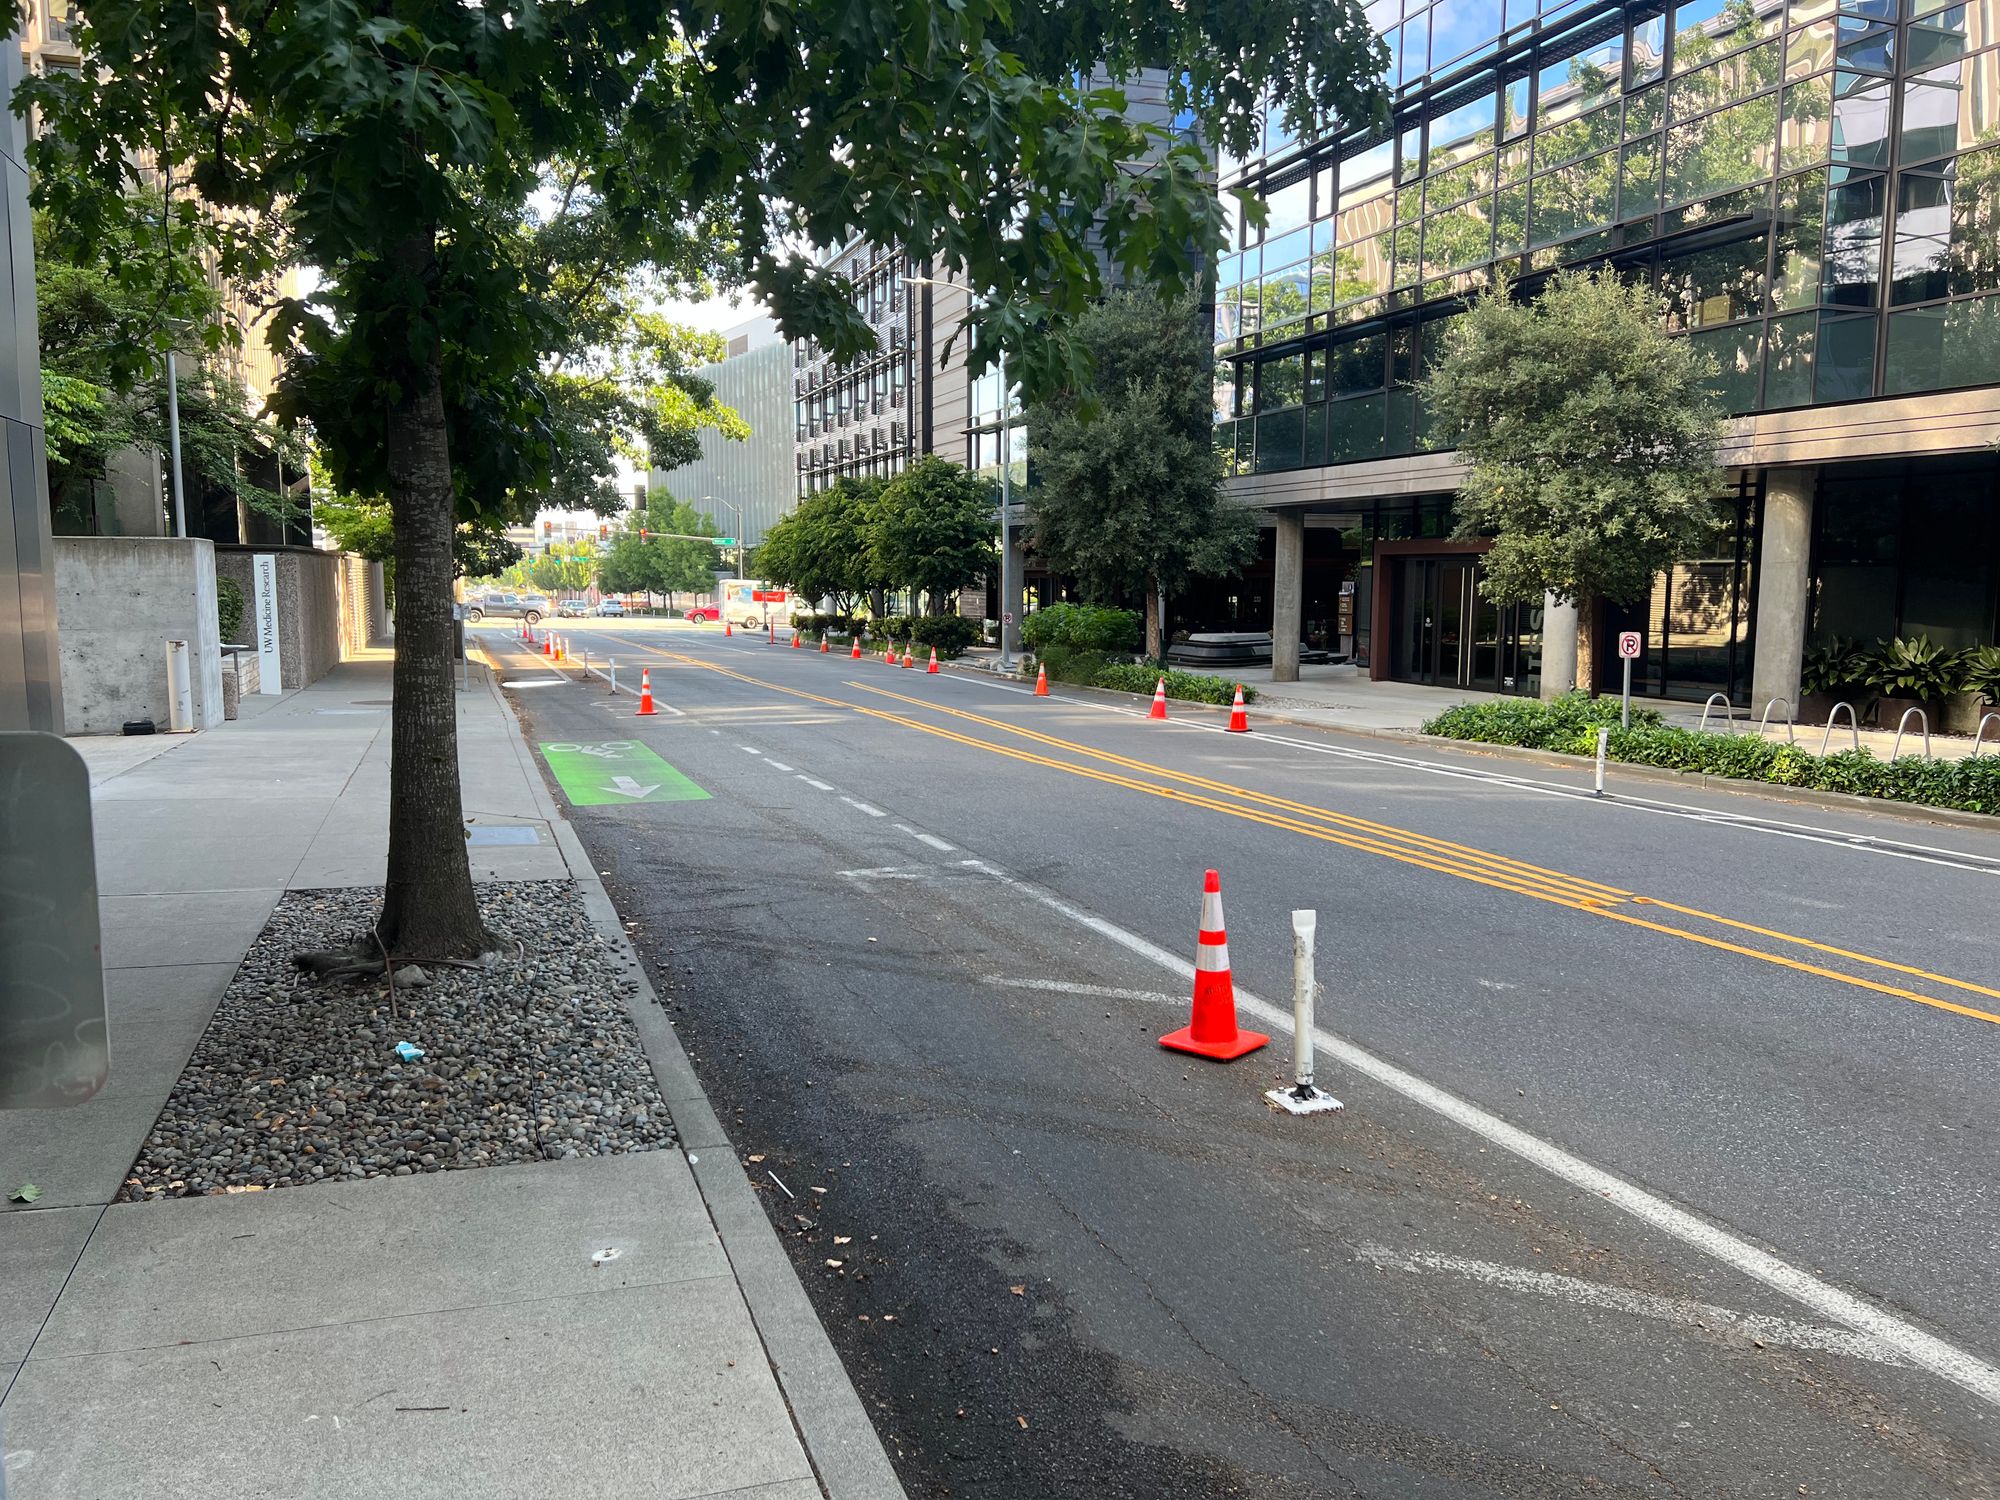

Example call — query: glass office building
[1218,0,2000,706]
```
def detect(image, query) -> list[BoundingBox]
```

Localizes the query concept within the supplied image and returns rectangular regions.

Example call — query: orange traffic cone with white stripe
[724,619,732,637]
[542,633,552,656]
[1226,684,1249,733]
[820,634,830,653]
[926,647,940,675]
[850,637,862,659]
[791,628,801,649]
[1149,678,1168,720]
[1160,869,1268,1061]
[885,642,899,666]
[1034,663,1049,696]
[635,668,657,716]
[554,636,565,663]
[901,647,915,669]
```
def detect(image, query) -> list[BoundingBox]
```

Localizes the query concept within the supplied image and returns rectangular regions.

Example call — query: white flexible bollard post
[1266,909,1342,1115]
[1594,726,1610,798]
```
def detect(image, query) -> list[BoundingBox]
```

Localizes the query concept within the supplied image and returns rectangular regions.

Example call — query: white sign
[1617,630,1643,660]
[253,553,283,694]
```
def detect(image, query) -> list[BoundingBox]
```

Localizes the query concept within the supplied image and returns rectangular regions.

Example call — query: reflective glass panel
[1900,55,2000,167]
[1834,18,1892,72]
[1687,321,1767,409]
[1424,197,1497,275]
[1621,135,1666,217]
[1326,331,1388,396]
[1782,75,1833,170]
[1907,1,2000,71]
[1822,170,1886,305]
[1502,76,1532,140]
[1785,19,1836,77]
[1814,308,1877,399]
[1254,407,1304,472]
[1675,0,1784,71]
[1830,74,1892,167]
[1261,262,1310,330]
[1433,0,1505,69]
[1256,351,1305,411]
[1671,39,1782,119]
[1531,148,1621,243]
[1764,309,1819,403]
[1662,232,1772,327]
[1536,101,1624,168]
[1632,13,1668,85]
[1495,182,1530,253]
[1664,97,1780,203]
[1626,84,1667,136]
[1774,169,1827,309]
[1265,178,1312,235]
[1891,166,1956,303]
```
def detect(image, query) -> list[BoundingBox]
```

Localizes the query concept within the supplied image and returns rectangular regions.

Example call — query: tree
[870,458,996,616]
[1420,268,1727,693]
[754,478,882,615]
[1027,292,1256,659]
[25,0,1384,965]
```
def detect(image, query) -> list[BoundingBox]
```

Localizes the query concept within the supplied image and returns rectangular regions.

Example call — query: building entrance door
[1389,554,1538,694]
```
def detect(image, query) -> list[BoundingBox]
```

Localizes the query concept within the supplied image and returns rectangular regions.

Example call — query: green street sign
[539,740,709,806]
[711,537,737,547]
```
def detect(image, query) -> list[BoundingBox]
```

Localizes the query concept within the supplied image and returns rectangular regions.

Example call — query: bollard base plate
[1265,1084,1344,1116]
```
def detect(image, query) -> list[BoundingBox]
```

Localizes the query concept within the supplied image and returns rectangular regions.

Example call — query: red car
[683,605,721,623]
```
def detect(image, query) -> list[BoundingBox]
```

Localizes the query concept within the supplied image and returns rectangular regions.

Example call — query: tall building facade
[793,241,936,495]
[1218,0,2000,706]
[651,320,795,552]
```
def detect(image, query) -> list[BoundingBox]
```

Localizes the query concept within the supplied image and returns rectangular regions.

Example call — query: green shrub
[216,577,245,643]
[792,612,860,637]
[1867,635,1962,702]
[1093,662,1253,705]
[910,615,979,658]
[874,614,915,642]
[1021,602,1141,654]
[1422,695,2000,815]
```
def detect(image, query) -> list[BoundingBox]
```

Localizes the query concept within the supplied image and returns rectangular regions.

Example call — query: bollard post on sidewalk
[1265,909,1343,1116]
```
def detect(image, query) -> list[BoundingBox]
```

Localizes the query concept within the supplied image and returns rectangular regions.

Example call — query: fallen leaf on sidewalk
[825,1259,844,1268]
[8,1184,41,1204]
[747,1154,765,1163]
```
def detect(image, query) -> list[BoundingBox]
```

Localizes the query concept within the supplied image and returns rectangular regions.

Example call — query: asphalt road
[484,620,2000,1499]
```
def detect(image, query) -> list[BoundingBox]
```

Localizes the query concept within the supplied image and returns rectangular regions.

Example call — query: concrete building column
[1540,592,1578,700]
[1271,510,1304,683]
[1751,465,1817,714]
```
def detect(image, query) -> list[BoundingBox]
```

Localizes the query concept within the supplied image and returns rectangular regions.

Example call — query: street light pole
[164,349,187,539]
[702,495,744,579]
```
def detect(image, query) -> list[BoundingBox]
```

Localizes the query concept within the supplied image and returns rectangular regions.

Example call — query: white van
[718,580,793,630]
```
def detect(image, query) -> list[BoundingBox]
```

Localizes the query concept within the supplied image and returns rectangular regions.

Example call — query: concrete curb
[952,659,2000,835]
[476,661,907,1500]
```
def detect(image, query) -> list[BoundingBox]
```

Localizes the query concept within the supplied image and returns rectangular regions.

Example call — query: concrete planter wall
[213,544,343,690]
[52,536,224,734]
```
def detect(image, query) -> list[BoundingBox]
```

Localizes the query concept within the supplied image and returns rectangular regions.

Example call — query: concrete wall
[53,537,223,734]
[213,544,344,689]
[337,552,386,655]
[0,45,64,733]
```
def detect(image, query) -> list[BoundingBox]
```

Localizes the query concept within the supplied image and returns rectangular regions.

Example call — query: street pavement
[490,618,2000,1499]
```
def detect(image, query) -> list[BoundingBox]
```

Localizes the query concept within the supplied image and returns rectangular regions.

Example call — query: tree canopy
[870,459,997,615]
[1421,268,1727,687]
[753,478,884,615]
[1025,291,1255,657]
[18,0,1387,958]
[591,492,721,602]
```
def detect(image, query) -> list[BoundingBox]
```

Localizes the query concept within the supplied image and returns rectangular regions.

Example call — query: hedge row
[1421,694,2000,816]
[794,614,980,658]
[1035,645,1253,707]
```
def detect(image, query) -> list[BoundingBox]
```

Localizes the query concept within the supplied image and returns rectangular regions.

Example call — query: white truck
[718,580,793,630]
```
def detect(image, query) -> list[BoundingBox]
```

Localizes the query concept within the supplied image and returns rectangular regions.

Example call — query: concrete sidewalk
[0,657,901,1500]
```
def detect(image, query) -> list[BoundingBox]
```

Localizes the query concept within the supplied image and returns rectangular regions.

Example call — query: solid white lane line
[841,797,887,818]
[797,775,836,792]
[838,867,923,880]
[893,823,956,852]
[953,856,2000,1411]
[1354,1244,1905,1367]
[980,976,1180,1005]
[764,759,795,772]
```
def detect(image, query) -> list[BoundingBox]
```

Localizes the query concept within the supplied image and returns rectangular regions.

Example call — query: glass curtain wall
[1215,0,2000,476]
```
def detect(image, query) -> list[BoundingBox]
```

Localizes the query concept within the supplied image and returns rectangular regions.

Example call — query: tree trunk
[375,227,491,960]
[1143,582,1163,663]
[1576,592,1599,699]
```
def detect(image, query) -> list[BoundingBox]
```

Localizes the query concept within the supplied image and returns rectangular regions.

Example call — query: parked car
[556,599,591,618]
[595,599,625,617]
[682,605,720,623]
[464,592,550,624]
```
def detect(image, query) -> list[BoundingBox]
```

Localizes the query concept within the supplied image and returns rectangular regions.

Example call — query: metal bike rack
[1972,713,2000,758]
[1756,697,1796,743]
[1889,705,1932,761]
[1697,693,1737,735]
[1817,701,1860,756]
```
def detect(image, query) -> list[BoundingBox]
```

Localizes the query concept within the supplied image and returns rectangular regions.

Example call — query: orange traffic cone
[1034,664,1049,696]
[791,629,801,649]
[768,620,776,644]
[1149,678,1168,720]
[724,620,732,637]
[901,647,915,669]
[542,634,552,656]
[926,647,940,675]
[636,668,657,716]
[850,637,862,660]
[1226,684,1249,733]
[886,643,899,667]
[820,635,831,654]
[554,636,565,663]
[1160,870,1267,1061]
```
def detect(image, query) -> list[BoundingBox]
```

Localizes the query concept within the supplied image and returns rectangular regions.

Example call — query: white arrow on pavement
[606,776,659,799]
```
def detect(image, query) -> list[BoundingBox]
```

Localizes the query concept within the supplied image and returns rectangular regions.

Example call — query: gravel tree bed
[123,880,672,1200]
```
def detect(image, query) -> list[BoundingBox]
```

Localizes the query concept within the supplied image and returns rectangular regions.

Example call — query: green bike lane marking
[540,740,709,805]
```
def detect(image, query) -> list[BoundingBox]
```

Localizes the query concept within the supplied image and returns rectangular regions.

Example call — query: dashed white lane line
[1355,1244,1905,1367]
[981,975,1178,1005]
[764,758,795,772]
[840,796,887,818]
[953,855,2000,1412]
[739,745,763,755]
[797,775,836,792]
[893,823,956,852]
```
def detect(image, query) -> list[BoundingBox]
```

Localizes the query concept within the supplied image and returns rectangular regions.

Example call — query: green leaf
[9,1183,41,1204]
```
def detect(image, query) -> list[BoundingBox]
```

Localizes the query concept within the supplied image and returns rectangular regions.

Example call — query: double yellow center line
[654,649,2000,1029]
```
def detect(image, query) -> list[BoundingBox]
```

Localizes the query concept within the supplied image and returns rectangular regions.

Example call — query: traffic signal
[639,528,649,540]
[543,519,553,533]
[599,522,608,539]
